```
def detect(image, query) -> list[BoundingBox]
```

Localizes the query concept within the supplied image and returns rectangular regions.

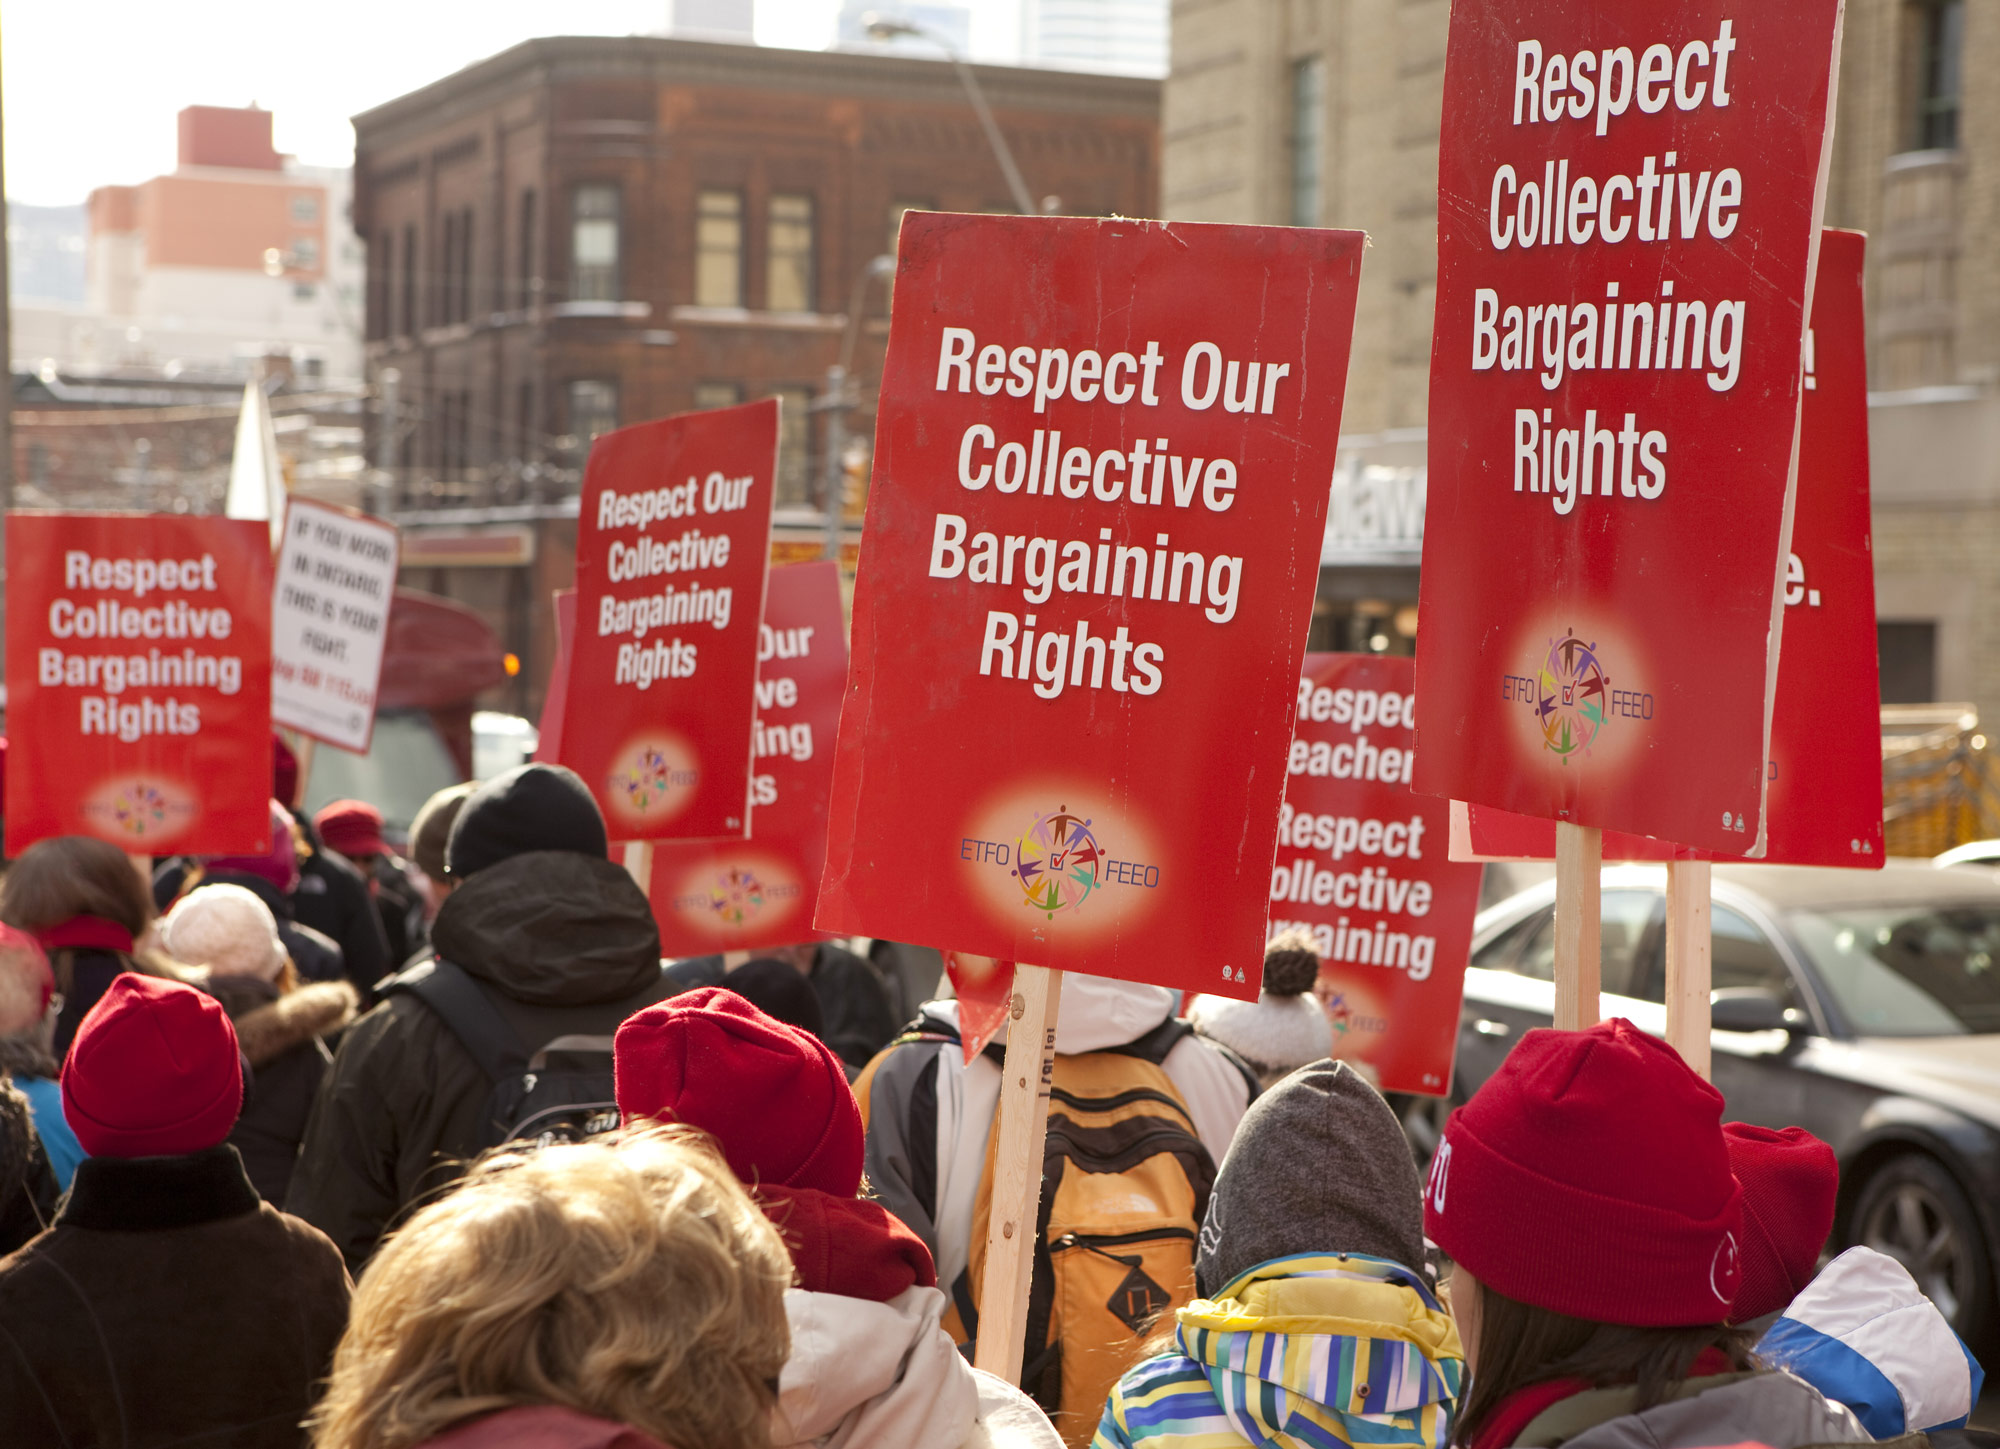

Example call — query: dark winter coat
[0,1144,351,1448]
[0,1081,56,1255]
[665,944,898,1069]
[292,818,392,998]
[287,849,666,1271]
[204,974,360,1208]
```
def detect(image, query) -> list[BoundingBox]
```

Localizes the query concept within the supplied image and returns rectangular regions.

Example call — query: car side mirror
[1710,987,1792,1034]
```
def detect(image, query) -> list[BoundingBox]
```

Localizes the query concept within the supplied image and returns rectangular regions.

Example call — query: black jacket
[292,818,392,998]
[0,1084,56,1256]
[0,1145,350,1448]
[204,975,360,1209]
[287,850,664,1271]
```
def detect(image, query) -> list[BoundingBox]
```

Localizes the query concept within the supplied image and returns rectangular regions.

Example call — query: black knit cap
[445,763,608,878]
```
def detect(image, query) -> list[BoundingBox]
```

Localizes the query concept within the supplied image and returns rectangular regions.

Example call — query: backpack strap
[388,959,528,1085]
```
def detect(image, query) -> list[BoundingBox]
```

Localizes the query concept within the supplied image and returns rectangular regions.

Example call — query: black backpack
[389,958,678,1149]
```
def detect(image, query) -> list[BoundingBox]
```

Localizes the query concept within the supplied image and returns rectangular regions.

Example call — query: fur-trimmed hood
[204,976,358,1068]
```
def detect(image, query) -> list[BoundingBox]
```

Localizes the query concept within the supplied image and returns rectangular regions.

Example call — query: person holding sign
[1427,1020,1869,1449]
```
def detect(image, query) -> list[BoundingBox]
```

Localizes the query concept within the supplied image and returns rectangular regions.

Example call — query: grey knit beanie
[1194,1059,1427,1297]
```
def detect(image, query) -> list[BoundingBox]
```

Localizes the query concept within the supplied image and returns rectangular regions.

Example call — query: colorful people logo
[111,782,172,840]
[704,866,766,928]
[610,747,684,815]
[1536,630,1609,761]
[1325,991,1353,1038]
[1011,806,1105,919]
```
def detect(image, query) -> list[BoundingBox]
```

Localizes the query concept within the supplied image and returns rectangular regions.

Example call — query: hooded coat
[0,1144,350,1448]
[1484,1366,1868,1449]
[1092,1254,1462,1449]
[204,974,359,1208]
[1755,1246,1986,1438]
[779,1284,1063,1449]
[287,850,665,1270]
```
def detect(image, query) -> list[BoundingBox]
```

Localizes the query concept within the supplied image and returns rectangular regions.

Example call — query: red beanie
[1424,1019,1743,1326]
[614,987,863,1195]
[62,974,244,1159]
[1725,1122,1838,1323]
[273,734,299,809]
[316,799,388,860]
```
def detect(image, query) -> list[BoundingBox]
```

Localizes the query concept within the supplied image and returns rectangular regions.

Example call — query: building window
[696,190,744,307]
[1913,0,1964,150]
[290,237,320,270]
[570,185,622,303]
[568,379,620,449]
[518,189,538,308]
[401,224,417,335]
[695,382,743,410]
[457,207,474,323]
[767,193,816,312]
[291,195,320,224]
[1878,621,1938,703]
[1290,56,1325,227]
[770,385,813,506]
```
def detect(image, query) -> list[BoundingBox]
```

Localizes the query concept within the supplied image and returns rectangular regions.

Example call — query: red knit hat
[613,987,862,1195]
[315,799,388,860]
[1724,1122,1838,1323]
[1424,1019,1743,1326]
[61,974,244,1159]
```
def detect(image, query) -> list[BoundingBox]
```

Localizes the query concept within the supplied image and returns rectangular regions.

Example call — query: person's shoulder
[254,1205,354,1281]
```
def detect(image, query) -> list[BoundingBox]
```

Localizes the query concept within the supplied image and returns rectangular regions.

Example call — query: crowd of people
[0,749,1987,1449]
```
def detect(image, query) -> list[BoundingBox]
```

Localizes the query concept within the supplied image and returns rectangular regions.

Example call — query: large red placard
[6,513,274,856]
[1414,1,1844,853]
[817,214,1363,999]
[1277,654,1483,1095]
[560,400,776,840]
[649,561,847,954]
[1453,230,1882,868]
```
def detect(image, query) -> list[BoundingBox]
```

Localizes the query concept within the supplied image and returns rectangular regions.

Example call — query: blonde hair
[312,1126,792,1449]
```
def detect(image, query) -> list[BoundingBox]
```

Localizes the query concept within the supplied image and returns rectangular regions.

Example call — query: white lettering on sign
[1324,455,1428,560]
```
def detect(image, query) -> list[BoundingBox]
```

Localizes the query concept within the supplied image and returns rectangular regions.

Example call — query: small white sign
[271,499,400,752]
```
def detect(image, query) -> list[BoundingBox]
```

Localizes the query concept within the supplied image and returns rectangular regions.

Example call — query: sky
[3,0,1028,207]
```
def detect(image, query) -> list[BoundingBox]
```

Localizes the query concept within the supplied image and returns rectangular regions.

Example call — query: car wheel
[1852,1153,1995,1347]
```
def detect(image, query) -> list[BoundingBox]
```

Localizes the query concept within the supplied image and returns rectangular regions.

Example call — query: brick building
[1164,0,1999,717]
[352,36,1160,714]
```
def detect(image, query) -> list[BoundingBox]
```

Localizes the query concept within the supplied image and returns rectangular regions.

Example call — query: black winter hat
[1195,1059,1427,1297]
[446,763,608,878]
[723,957,826,1042]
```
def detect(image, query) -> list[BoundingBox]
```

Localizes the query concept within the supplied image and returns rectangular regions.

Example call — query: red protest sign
[1451,229,1882,868]
[6,513,274,856]
[816,213,1363,1000]
[1275,654,1482,1095]
[648,561,847,953]
[560,400,776,840]
[1413,1,1844,854]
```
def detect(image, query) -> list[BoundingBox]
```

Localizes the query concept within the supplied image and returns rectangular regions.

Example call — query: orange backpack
[966,1031,1217,1447]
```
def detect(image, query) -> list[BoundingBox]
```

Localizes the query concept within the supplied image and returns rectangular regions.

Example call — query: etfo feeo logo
[960,801,1163,924]
[704,866,765,927]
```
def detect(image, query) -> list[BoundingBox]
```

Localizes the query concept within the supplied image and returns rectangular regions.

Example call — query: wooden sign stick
[973,963,1064,1386]
[621,840,653,893]
[1553,823,1602,1030]
[1664,859,1713,1079]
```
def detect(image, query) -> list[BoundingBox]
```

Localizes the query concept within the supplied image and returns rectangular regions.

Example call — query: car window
[1508,889,1662,996]
[1712,906,1797,1002]
[1788,905,2000,1036]
[1470,912,1542,973]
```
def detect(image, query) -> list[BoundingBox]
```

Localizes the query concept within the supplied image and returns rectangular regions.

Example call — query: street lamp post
[820,254,898,562]
[864,13,1038,216]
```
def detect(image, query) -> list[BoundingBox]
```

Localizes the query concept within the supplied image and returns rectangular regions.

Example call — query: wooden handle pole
[972,963,1064,1385]
[1553,824,1602,1031]
[1665,859,1714,1079]
[290,735,317,809]
[621,841,653,893]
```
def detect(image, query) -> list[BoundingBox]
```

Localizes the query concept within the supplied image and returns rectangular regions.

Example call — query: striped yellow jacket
[1092,1253,1464,1449]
